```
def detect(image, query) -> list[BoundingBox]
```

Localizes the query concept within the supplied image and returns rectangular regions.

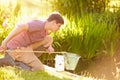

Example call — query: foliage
[0,2,20,44]
[14,1,21,17]
[53,12,119,59]
[51,0,110,18]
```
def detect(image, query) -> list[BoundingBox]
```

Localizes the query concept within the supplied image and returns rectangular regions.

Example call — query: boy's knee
[31,65,45,71]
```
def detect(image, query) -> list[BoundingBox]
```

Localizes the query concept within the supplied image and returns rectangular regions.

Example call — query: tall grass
[53,13,119,59]
[0,3,18,44]
[51,0,110,18]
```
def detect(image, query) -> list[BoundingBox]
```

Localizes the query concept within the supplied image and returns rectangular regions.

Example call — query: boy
[0,12,64,71]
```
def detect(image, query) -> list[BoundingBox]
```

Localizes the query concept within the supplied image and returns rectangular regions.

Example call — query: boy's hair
[47,12,64,24]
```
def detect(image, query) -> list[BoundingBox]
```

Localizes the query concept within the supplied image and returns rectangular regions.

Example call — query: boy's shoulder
[28,19,45,24]
[27,19,46,30]
[28,19,41,23]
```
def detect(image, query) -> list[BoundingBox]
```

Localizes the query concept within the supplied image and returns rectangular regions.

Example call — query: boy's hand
[46,45,54,54]
[0,45,7,53]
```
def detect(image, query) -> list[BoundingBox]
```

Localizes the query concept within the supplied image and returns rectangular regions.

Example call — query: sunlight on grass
[0,67,24,80]
[108,0,120,12]
[0,0,52,23]
[0,54,4,58]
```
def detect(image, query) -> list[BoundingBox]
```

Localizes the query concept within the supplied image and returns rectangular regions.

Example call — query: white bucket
[64,53,81,70]
[55,55,65,71]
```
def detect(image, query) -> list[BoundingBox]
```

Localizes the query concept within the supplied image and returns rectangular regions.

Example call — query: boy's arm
[29,41,45,50]
[29,42,54,54]
[29,40,54,53]
[1,23,28,48]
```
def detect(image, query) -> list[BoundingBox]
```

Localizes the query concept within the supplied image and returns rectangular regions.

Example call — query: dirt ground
[75,55,117,80]
[74,42,120,80]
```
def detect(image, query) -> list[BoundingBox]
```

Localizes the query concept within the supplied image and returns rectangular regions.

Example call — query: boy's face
[50,20,62,32]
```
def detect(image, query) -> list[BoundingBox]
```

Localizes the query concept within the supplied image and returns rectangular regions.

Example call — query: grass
[0,66,71,80]
[0,66,102,80]
[53,13,119,59]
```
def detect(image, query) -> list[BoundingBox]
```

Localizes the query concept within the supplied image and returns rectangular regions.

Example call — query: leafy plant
[53,13,119,59]
[51,0,110,18]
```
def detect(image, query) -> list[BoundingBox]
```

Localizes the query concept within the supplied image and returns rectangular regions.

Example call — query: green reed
[53,13,119,59]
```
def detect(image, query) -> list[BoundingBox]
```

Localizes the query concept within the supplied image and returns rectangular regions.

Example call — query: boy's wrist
[44,46,49,49]
[2,41,6,45]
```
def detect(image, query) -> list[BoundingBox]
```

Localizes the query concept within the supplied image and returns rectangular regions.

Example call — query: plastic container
[64,53,80,70]
[55,55,65,71]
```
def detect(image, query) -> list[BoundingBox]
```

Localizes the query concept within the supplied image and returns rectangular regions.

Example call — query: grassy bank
[0,66,101,80]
